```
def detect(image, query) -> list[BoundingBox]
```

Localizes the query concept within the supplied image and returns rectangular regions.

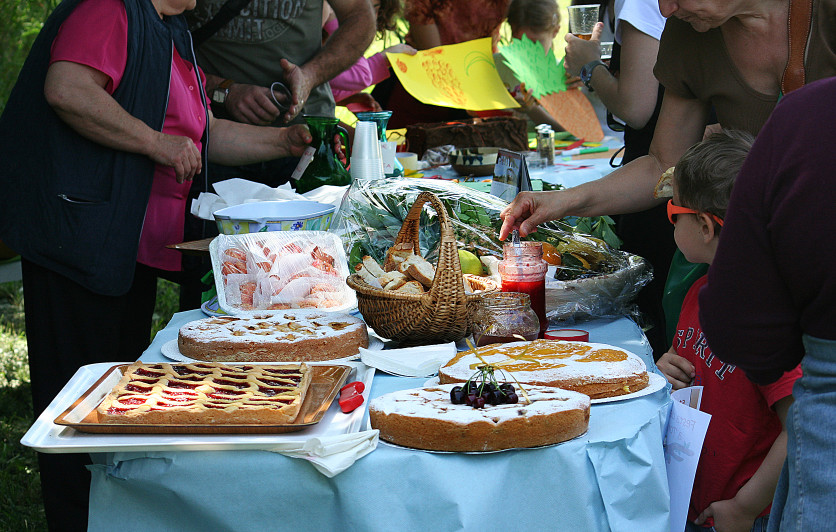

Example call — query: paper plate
[423,372,668,404]
[200,295,227,317]
[590,371,668,404]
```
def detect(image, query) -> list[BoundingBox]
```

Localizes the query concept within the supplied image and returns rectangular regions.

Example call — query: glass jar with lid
[472,292,540,347]
[499,241,549,337]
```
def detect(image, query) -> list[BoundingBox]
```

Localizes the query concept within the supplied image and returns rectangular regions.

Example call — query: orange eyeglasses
[667,200,724,226]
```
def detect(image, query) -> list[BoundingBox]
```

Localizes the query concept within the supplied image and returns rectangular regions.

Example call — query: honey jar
[472,292,540,347]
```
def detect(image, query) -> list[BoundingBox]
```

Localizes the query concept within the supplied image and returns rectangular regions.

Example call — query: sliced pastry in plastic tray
[210,231,357,316]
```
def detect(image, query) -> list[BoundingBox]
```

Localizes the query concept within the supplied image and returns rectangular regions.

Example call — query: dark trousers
[22,259,162,531]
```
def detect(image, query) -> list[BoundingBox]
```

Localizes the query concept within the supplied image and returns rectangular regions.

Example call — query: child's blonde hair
[674,129,754,221]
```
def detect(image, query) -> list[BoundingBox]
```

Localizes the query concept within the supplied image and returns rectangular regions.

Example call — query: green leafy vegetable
[333,178,627,280]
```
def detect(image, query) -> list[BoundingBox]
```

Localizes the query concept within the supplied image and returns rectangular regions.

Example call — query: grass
[0,278,179,531]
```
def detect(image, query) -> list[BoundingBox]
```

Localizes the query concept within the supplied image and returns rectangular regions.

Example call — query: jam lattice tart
[96,362,312,425]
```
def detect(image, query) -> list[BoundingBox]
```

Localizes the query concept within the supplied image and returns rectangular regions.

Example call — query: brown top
[405,0,510,47]
[654,0,836,135]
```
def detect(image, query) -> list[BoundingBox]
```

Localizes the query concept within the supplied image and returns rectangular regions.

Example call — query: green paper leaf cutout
[499,35,566,99]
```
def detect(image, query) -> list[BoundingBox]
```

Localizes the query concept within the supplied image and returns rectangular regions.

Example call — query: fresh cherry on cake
[453,364,525,408]
[450,387,465,404]
[490,390,504,405]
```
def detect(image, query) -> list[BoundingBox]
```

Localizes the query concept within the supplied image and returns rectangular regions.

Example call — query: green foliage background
[2,4,58,530]
[0,0,58,115]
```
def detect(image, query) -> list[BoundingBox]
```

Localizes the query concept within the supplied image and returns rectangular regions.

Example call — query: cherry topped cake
[369,365,590,452]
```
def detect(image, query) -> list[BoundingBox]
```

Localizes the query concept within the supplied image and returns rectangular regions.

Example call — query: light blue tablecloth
[431,137,622,191]
[87,311,671,531]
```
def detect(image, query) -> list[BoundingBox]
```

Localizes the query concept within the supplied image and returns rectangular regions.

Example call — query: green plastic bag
[662,249,708,346]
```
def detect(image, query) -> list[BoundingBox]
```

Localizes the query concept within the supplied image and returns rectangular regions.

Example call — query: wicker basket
[346,192,494,346]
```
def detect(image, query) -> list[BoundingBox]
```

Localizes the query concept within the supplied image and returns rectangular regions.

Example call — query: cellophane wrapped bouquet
[332,178,651,320]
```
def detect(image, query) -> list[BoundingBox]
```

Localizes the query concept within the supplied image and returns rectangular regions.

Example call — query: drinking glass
[567,5,599,40]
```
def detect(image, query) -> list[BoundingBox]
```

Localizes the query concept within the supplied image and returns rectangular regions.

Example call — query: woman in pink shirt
[0,0,311,528]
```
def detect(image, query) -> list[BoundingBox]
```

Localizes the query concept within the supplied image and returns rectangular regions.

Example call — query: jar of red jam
[472,292,540,346]
[499,241,549,337]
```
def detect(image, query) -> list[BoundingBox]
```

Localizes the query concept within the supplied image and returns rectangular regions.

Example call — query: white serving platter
[21,361,374,454]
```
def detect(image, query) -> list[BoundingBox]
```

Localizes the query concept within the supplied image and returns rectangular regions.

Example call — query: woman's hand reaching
[499,190,572,240]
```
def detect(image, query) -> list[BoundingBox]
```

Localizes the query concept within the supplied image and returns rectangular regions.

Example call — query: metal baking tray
[54,363,350,434]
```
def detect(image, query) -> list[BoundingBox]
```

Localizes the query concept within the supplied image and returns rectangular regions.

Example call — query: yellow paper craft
[387,38,520,111]
[538,90,604,142]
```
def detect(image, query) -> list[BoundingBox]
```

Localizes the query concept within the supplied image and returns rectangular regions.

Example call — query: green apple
[458,250,484,275]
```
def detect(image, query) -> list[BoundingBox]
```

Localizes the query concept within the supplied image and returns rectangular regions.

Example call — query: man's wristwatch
[580,60,607,91]
[211,79,234,105]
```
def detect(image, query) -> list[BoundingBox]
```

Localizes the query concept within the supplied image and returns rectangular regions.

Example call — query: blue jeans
[685,516,768,532]
[768,335,836,532]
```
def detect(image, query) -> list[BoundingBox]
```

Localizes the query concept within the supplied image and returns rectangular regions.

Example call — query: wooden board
[166,237,214,255]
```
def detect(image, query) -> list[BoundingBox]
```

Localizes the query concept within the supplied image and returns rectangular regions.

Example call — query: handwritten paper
[498,35,567,98]
[664,387,711,532]
[387,38,520,111]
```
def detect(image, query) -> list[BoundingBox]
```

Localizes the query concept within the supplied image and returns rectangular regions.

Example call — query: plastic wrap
[332,178,651,320]
[210,231,356,316]
[546,255,650,320]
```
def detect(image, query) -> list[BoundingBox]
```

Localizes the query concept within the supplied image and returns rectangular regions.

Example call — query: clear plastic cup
[567,5,599,39]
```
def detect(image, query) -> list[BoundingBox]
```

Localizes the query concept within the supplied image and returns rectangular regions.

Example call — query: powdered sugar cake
[369,384,590,452]
[439,340,648,399]
[97,362,311,425]
[178,312,368,362]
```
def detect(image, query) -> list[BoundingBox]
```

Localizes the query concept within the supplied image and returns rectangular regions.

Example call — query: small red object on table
[544,329,590,342]
[339,381,365,413]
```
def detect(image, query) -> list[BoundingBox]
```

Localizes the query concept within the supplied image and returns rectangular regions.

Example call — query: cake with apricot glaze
[439,340,648,399]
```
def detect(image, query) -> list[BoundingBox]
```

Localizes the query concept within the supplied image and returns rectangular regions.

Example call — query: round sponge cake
[439,340,648,400]
[369,384,590,452]
[178,312,368,362]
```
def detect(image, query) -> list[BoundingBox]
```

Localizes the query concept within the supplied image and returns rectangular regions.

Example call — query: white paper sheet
[664,388,711,532]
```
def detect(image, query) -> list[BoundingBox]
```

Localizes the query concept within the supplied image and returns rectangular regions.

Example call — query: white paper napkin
[266,429,379,477]
[359,342,457,377]
[190,178,308,221]
[302,184,349,207]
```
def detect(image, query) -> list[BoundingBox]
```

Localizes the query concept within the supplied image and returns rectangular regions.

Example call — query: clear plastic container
[499,241,549,337]
[472,292,540,346]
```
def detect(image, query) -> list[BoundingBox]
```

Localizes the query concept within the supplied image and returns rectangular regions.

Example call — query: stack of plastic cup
[350,121,385,181]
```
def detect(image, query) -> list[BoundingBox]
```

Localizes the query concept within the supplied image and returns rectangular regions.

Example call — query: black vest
[0,0,208,295]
